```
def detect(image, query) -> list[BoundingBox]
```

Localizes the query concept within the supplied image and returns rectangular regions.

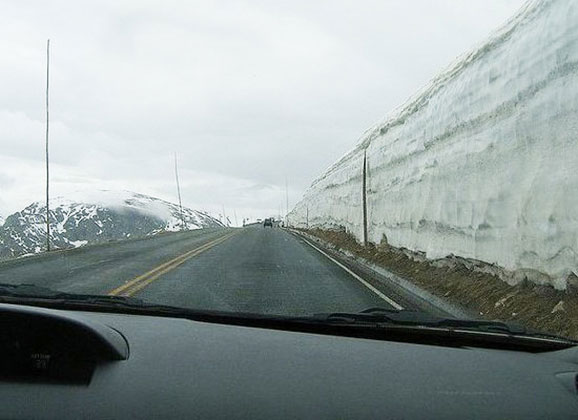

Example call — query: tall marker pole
[45,39,51,252]
[174,152,187,230]
[285,178,289,228]
[362,149,368,245]
[222,205,227,227]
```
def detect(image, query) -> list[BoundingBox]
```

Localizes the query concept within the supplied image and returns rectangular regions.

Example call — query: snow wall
[289,0,578,289]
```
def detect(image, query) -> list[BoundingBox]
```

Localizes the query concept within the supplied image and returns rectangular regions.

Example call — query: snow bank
[289,0,578,289]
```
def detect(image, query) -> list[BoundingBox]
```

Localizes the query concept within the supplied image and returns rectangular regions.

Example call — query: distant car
[263,218,273,227]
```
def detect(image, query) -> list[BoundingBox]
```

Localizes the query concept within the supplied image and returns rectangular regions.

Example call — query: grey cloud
[0,0,526,217]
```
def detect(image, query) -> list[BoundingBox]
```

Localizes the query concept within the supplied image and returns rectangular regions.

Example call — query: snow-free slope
[289,0,578,289]
[0,190,223,260]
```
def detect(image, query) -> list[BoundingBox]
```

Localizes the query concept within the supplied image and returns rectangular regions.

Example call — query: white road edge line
[295,233,404,310]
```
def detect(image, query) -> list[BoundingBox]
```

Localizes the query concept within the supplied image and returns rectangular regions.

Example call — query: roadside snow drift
[289,0,578,289]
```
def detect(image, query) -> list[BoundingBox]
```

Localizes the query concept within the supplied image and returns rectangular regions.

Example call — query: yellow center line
[107,231,238,297]
[109,234,229,295]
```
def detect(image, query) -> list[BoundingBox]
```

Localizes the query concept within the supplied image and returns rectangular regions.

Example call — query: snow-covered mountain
[0,190,223,261]
[0,215,4,227]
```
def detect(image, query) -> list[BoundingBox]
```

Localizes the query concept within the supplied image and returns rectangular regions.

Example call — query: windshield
[1,0,576,344]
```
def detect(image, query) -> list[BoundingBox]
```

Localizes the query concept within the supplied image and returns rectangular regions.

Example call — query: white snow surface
[0,215,4,227]
[0,190,223,260]
[47,189,223,232]
[289,0,578,289]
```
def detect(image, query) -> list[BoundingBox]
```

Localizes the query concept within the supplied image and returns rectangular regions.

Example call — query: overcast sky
[0,0,525,223]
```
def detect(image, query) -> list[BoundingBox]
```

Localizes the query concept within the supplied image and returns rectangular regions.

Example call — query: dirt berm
[303,228,578,340]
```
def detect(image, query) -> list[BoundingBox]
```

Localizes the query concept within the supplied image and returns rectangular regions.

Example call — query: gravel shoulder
[302,228,578,340]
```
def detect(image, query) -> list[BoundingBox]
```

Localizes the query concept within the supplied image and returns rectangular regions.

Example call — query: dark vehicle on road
[263,218,273,227]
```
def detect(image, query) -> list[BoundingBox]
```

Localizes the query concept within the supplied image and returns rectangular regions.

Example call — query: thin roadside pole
[362,149,368,246]
[45,39,51,252]
[174,152,187,230]
[285,177,289,227]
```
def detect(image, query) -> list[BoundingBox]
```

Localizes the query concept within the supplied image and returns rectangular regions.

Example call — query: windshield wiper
[0,283,298,321]
[0,283,148,308]
[312,307,575,343]
[0,284,574,349]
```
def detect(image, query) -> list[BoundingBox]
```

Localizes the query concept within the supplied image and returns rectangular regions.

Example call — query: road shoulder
[288,229,470,319]
[294,228,578,340]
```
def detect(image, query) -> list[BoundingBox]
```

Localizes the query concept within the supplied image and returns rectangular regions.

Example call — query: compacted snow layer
[290,0,578,289]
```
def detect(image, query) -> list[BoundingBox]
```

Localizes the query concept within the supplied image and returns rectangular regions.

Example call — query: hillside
[0,190,223,260]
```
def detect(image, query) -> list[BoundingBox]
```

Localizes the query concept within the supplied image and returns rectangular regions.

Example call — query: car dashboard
[0,303,577,419]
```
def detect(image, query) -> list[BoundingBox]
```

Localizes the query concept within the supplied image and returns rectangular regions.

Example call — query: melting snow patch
[68,240,88,247]
[551,300,565,314]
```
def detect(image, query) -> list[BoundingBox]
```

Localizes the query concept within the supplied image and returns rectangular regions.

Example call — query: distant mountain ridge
[0,190,223,261]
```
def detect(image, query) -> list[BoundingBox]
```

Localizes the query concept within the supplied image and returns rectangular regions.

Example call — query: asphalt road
[0,228,229,295]
[135,227,394,315]
[0,226,438,316]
